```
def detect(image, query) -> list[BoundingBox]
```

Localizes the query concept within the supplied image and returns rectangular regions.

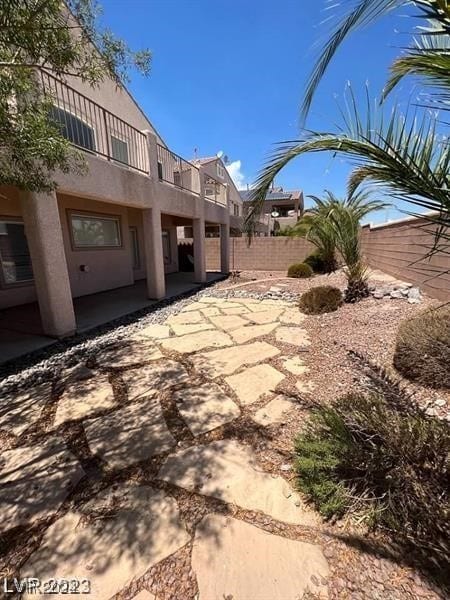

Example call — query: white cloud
[225,159,246,189]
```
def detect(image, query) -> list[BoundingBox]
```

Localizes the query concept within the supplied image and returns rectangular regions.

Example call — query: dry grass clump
[287,262,313,278]
[299,285,343,314]
[393,305,450,389]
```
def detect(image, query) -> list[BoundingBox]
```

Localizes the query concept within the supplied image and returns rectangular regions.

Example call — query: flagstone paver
[166,310,205,325]
[100,341,163,368]
[85,400,175,468]
[209,314,248,331]
[282,355,310,376]
[133,591,155,600]
[169,321,214,336]
[276,326,311,347]
[158,439,316,525]
[0,382,51,437]
[200,306,221,317]
[225,364,285,405]
[192,514,329,600]
[230,322,278,344]
[252,395,299,426]
[122,360,190,401]
[22,484,190,600]
[243,309,284,324]
[54,374,115,427]
[279,308,307,325]
[135,324,171,339]
[0,438,84,532]
[161,329,233,354]
[192,341,280,378]
[174,383,240,435]
[221,305,250,315]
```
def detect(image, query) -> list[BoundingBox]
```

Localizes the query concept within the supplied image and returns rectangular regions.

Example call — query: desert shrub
[295,390,449,575]
[393,305,450,389]
[299,285,343,314]
[304,251,337,274]
[287,262,313,278]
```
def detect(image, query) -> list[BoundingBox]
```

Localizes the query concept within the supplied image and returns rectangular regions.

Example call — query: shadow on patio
[0,271,224,365]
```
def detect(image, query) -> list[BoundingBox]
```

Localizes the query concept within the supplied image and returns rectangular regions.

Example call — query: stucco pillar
[193,217,206,283]
[220,223,230,274]
[20,190,76,338]
[142,206,166,299]
[143,130,160,180]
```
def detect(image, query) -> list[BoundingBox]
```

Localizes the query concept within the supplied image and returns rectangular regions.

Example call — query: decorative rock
[252,395,298,426]
[22,484,189,600]
[408,298,421,305]
[192,515,329,600]
[408,287,421,300]
[54,375,115,427]
[390,290,403,299]
[282,356,310,376]
[276,327,311,347]
[192,341,280,378]
[373,287,389,299]
[226,365,285,405]
[85,400,175,468]
[0,382,51,436]
[159,439,316,525]
[161,329,233,354]
[122,361,189,401]
[230,323,278,344]
[0,438,84,532]
[174,383,240,435]
[435,398,447,407]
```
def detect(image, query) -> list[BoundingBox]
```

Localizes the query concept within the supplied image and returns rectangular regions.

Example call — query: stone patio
[1,294,329,599]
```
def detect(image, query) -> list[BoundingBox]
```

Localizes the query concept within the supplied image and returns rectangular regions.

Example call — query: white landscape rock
[192,341,280,378]
[158,439,317,526]
[252,395,299,426]
[22,484,190,600]
[192,514,329,600]
[276,326,311,348]
[0,382,51,437]
[0,438,84,532]
[174,383,240,435]
[85,399,175,468]
[225,364,285,405]
[54,374,115,427]
[161,329,233,354]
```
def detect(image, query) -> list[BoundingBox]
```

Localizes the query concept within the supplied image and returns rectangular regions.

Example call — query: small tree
[0,0,151,192]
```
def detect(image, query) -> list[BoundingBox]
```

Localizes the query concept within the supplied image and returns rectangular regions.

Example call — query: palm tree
[245,0,450,263]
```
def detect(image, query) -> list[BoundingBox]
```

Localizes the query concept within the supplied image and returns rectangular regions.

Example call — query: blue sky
[100,0,421,223]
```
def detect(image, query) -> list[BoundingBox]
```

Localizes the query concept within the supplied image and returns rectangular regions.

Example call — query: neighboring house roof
[239,188,302,202]
[192,156,219,165]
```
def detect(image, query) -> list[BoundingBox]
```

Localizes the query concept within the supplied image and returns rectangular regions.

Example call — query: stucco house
[240,186,304,234]
[0,68,233,348]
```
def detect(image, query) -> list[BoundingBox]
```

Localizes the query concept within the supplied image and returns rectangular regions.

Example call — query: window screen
[70,214,121,248]
[111,136,129,165]
[0,221,33,284]
[50,106,95,151]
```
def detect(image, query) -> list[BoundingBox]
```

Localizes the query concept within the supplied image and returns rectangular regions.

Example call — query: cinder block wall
[361,218,449,301]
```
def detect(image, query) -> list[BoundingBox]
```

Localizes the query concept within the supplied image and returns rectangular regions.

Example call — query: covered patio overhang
[0,271,225,365]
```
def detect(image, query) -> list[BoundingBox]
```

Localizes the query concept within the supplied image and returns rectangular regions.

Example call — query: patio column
[142,206,166,299]
[220,223,230,274]
[193,217,206,283]
[20,190,76,338]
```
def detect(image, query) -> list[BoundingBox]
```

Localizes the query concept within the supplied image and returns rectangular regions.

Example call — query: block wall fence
[179,215,449,301]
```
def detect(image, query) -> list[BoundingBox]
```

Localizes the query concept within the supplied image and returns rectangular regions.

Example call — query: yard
[0,269,447,599]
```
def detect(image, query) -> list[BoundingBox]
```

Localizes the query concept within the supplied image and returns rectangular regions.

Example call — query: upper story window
[111,135,129,165]
[70,212,121,248]
[0,219,33,286]
[217,162,225,179]
[233,204,240,217]
[49,106,95,152]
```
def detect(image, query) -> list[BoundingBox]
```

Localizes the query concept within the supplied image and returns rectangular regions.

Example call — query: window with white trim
[111,135,129,165]
[0,220,33,285]
[70,213,121,248]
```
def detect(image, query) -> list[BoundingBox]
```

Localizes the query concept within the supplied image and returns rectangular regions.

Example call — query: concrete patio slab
[0,382,51,437]
[122,360,189,401]
[192,341,280,378]
[252,395,299,426]
[158,439,316,525]
[85,399,175,468]
[54,374,115,427]
[174,383,240,435]
[22,484,190,600]
[276,326,311,347]
[230,322,278,344]
[192,514,329,600]
[0,438,84,532]
[161,330,233,354]
[225,364,285,405]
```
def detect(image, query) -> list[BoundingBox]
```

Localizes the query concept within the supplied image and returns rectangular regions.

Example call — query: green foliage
[0,0,151,192]
[295,390,450,575]
[299,285,343,314]
[287,262,313,278]
[394,305,450,389]
[303,252,328,274]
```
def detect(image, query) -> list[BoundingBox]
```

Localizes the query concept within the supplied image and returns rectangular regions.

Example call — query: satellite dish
[216,150,224,158]
[271,211,280,218]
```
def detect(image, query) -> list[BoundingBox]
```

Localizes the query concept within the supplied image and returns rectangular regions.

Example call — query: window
[70,213,121,248]
[0,220,33,285]
[162,230,171,265]
[129,226,140,269]
[111,135,129,165]
[217,162,225,179]
[233,204,240,217]
[50,106,95,152]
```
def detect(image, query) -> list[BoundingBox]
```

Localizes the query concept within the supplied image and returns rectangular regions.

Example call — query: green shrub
[303,252,337,274]
[287,262,313,278]
[393,305,450,389]
[294,390,449,575]
[299,285,343,314]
